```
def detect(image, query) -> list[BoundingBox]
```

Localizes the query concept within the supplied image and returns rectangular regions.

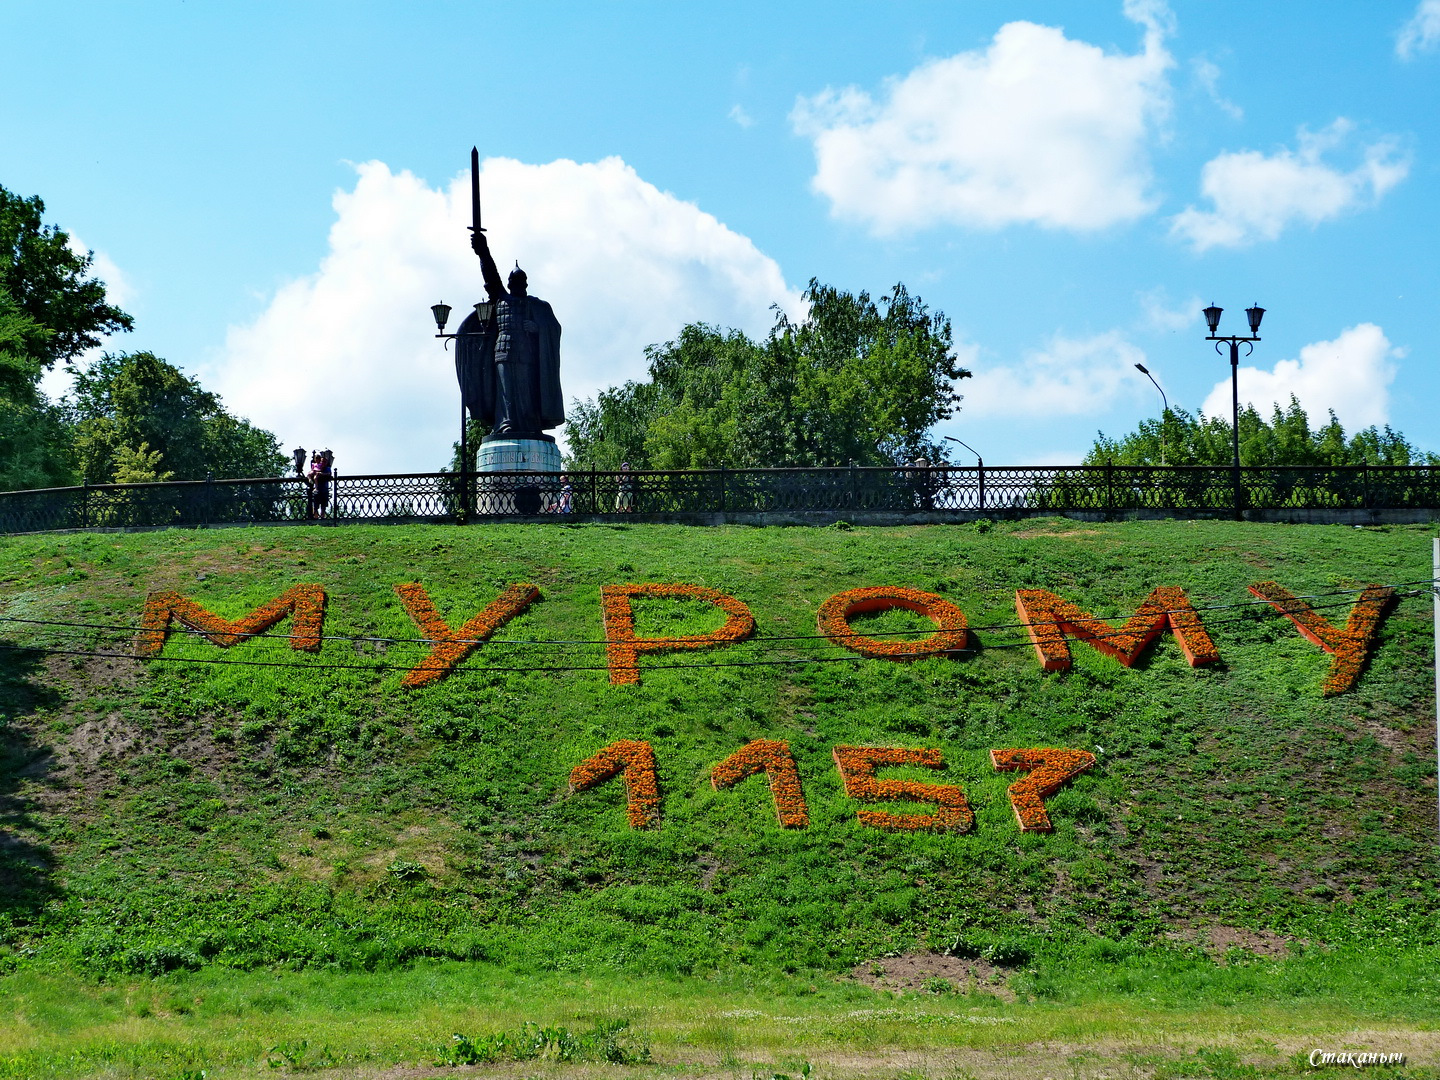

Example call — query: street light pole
[943,435,984,511]
[431,300,484,520]
[1133,363,1168,466]
[460,397,469,518]
[1203,303,1265,520]
[943,435,982,468]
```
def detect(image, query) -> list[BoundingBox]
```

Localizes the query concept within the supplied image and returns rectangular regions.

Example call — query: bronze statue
[454,151,564,440]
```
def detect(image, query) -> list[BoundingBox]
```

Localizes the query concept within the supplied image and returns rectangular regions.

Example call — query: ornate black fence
[0,464,1436,534]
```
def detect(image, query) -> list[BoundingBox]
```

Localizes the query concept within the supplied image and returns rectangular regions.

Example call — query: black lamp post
[1203,302,1265,519]
[943,435,984,511]
[1133,362,1168,466]
[430,301,487,519]
[943,435,982,468]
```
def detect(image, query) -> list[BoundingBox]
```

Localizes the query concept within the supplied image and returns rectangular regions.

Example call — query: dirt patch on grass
[1205,924,1295,958]
[850,953,1015,1000]
[1166,923,1297,960]
[1359,717,1408,751]
[44,651,145,693]
[1009,527,1106,540]
[64,714,146,768]
[697,855,722,891]
[135,549,297,592]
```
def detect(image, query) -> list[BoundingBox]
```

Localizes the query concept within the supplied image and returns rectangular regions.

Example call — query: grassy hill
[0,518,1437,1078]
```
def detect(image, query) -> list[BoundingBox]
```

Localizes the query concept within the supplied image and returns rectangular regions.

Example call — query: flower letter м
[137,585,326,656]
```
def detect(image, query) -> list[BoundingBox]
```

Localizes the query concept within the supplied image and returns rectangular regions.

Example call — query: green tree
[565,280,968,470]
[0,185,132,367]
[110,441,172,484]
[1087,396,1438,467]
[70,351,286,483]
[0,286,75,489]
[0,184,136,489]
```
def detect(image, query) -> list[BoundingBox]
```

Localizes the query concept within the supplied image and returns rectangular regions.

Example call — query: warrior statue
[454,159,564,440]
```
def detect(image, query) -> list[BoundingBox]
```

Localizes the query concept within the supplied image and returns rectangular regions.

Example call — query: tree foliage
[0,286,74,489]
[70,351,286,484]
[0,184,288,491]
[1087,397,1438,468]
[0,185,132,366]
[564,280,969,470]
[110,441,173,484]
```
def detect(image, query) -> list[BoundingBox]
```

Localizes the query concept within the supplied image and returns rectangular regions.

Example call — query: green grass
[1,963,1436,1078]
[0,518,1436,1077]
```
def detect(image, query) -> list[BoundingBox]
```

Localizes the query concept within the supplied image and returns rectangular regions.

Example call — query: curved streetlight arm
[1134,363,1168,415]
[1134,363,1170,466]
[1212,338,1255,359]
[942,435,982,468]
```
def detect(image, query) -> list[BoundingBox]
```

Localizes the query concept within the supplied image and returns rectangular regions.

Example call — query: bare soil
[1164,923,1297,960]
[849,951,1016,1000]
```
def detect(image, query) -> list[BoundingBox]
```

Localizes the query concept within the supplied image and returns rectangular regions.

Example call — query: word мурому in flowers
[711,739,809,828]
[817,586,969,661]
[1247,581,1397,696]
[568,740,661,828]
[1015,586,1220,672]
[831,746,974,832]
[137,585,326,657]
[601,583,756,686]
[393,582,540,688]
[130,572,1398,693]
[990,748,1097,833]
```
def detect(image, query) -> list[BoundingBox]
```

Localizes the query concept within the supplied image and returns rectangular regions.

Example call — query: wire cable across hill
[0,579,1423,650]
[0,579,1421,677]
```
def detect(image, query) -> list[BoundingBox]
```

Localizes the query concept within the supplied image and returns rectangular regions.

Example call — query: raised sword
[470,146,484,234]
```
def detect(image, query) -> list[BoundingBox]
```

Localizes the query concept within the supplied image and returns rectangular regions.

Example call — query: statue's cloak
[455,296,564,433]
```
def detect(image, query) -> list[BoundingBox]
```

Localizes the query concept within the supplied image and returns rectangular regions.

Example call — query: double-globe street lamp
[1203,302,1265,519]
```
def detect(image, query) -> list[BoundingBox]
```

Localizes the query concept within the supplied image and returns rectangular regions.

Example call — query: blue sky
[2,1,1436,472]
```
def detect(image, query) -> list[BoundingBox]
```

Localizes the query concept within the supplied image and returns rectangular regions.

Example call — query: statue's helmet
[508,263,528,291]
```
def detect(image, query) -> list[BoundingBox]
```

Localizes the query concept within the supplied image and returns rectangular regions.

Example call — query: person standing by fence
[307,450,334,518]
[616,462,637,512]
[911,455,935,510]
[305,451,318,518]
[317,450,333,516]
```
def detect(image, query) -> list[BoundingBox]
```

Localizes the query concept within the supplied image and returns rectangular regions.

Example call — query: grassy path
[2,965,1436,1079]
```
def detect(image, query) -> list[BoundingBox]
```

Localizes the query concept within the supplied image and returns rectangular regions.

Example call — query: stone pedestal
[475,435,562,515]
[477,436,562,474]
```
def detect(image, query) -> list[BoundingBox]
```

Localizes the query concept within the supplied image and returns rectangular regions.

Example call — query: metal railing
[0,463,1436,534]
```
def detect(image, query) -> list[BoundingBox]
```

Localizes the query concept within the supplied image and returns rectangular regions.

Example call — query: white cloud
[961,331,1148,419]
[1192,57,1242,120]
[728,104,755,129]
[1169,120,1409,250]
[1137,288,1200,333]
[42,236,135,403]
[206,158,802,473]
[1397,0,1440,59]
[64,233,134,311]
[1199,323,1400,431]
[790,2,1173,234]
[38,362,75,404]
